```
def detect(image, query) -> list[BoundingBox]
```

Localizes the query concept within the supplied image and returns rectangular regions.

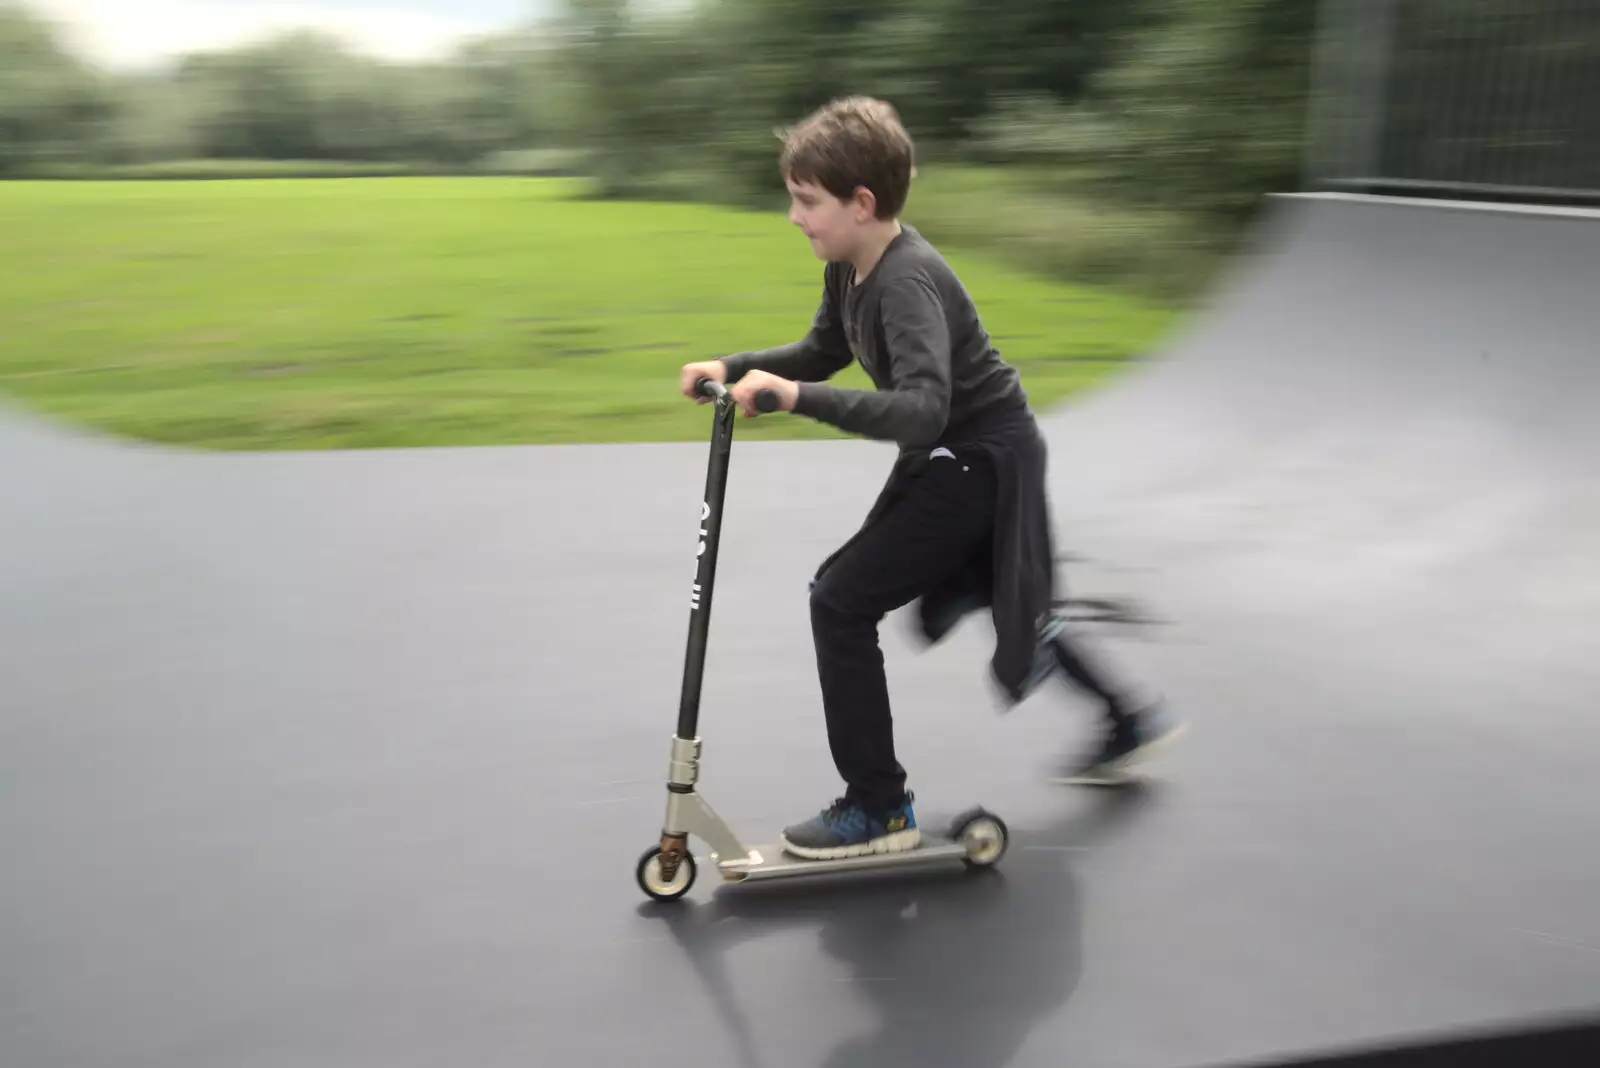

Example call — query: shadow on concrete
[636,786,1160,1068]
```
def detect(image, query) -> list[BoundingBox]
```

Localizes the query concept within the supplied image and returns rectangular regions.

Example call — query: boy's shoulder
[828,224,961,295]
[880,223,955,284]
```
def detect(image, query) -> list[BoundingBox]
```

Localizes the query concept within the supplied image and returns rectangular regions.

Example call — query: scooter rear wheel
[636,845,697,901]
[952,809,1009,870]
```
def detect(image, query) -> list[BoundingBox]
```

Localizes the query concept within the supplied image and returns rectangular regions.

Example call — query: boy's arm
[790,277,951,447]
[720,267,853,384]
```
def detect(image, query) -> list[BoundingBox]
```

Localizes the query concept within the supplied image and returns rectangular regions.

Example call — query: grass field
[0,176,1178,450]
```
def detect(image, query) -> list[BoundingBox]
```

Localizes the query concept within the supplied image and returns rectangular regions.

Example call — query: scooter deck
[714,832,972,883]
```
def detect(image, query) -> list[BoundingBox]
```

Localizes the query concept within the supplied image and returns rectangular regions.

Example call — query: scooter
[634,377,1010,902]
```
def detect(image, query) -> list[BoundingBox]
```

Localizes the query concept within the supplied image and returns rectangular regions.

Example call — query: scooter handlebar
[694,377,780,412]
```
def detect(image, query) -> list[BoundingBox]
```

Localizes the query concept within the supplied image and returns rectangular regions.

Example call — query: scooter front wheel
[635,845,697,901]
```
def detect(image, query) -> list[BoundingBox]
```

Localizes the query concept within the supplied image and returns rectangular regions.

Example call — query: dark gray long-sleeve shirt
[720,224,1063,703]
[720,224,1028,449]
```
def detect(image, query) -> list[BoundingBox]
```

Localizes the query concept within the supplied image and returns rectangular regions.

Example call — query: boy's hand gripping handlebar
[695,378,779,412]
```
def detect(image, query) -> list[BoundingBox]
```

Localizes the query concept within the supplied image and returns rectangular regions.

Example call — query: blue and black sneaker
[780,793,921,860]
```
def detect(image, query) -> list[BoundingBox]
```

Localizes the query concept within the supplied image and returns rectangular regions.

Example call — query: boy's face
[786,177,869,262]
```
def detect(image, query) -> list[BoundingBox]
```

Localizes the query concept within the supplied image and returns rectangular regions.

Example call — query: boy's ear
[850,185,877,219]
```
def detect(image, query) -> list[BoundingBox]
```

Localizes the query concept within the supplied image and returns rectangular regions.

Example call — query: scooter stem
[676,379,738,740]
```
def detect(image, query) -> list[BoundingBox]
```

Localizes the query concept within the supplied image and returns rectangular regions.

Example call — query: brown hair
[778,96,916,220]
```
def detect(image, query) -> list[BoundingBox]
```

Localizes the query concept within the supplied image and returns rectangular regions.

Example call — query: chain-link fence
[1304,0,1600,202]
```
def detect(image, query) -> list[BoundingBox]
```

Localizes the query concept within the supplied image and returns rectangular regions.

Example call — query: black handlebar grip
[693,378,777,412]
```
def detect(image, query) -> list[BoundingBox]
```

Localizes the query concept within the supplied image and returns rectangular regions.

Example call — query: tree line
[5,0,1593,220]
[1,0,1317,216]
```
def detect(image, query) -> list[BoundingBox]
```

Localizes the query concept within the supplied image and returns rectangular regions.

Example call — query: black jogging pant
[808,447,1132,814]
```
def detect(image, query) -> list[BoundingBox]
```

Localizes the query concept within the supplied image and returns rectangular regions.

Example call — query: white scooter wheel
[951,809,1009,870]
[636,845,697,901]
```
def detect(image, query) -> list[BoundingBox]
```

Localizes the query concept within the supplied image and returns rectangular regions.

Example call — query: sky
[23,0,537,68]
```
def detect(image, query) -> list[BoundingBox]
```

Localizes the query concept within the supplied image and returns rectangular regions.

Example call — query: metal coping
[1276,189,1600,222]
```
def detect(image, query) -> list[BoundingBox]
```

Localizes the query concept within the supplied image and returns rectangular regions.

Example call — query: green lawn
[0,176,1176,450]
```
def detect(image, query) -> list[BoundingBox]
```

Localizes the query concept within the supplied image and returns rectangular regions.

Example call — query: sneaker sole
[779,826,922,861]
[1051,721,1188,786]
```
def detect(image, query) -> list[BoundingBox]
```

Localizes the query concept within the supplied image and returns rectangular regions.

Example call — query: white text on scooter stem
[690,501,710,609]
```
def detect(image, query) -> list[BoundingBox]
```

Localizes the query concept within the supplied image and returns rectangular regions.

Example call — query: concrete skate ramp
[1040,191,1600,723]
[3,192,1599,1068]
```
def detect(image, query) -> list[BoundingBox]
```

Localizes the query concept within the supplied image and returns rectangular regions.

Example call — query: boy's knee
[809,572,843,620]
[809,570,867,627]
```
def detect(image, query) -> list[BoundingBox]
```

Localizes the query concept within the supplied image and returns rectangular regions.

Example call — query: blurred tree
[1071,0,1319,218]
[0,3,114,173]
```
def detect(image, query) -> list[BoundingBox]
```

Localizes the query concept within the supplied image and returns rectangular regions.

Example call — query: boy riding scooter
[678,96,1183,861]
